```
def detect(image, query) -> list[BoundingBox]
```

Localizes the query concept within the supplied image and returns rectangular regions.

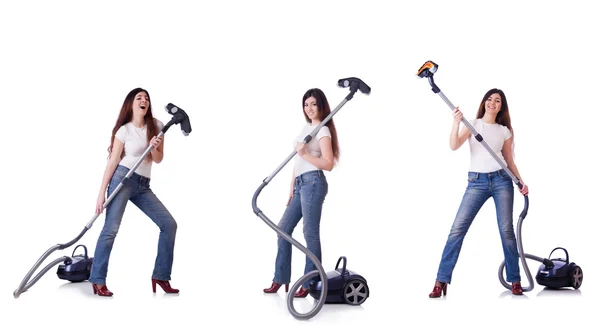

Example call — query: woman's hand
[296,142,306,157]
[518,182,529,196]
[150,136,162,148]
[96,193,105,215]
[452,107,463,124]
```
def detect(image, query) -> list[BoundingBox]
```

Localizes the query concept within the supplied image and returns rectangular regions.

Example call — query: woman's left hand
[151,136,162,148]
[519,182,529,196]
[296,142,306,157]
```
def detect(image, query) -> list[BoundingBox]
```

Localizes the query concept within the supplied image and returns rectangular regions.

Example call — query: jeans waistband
[469,169,506,178]
[118,165,150,186]
[295,170,324,183]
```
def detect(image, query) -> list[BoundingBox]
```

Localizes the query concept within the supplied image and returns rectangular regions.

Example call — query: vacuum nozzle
[416,61,441,93]
[338,77,371,95]
[164,103,192,136]
[417,61,438,78]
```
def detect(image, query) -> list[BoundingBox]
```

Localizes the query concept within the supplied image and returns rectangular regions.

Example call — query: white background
[1,0,598,328]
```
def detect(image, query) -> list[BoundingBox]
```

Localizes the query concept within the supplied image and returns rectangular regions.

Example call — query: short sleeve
[316,126,331,141]
[115,124,126,143]
[504,126,512,140]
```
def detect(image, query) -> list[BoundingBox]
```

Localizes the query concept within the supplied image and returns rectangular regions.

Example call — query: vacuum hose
[253,181,328,320]
[497,196,542,291]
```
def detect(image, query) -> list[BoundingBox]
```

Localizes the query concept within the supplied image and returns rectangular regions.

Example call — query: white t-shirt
[293,123,331,177]
[467,118,512,173]
[115,119,164,178]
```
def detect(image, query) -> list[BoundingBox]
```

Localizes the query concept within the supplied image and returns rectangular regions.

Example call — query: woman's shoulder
[117,122,131,131]
[317,125,331,136]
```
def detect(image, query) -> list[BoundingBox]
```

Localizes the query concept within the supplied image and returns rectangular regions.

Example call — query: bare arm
[150,135,164,163]
[501,133,529,196]
[297,136,335,171]
[449,107,471,151]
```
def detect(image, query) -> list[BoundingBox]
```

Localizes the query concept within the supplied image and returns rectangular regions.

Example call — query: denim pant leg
[273,186,303,285]
[89,169,134,285]
[492,174,521,282]
[131,186,178,281]
[436,177,490,284]
[300,177,328,288]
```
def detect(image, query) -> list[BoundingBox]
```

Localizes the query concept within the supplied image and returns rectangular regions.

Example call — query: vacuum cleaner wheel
[570,265,583,289]
[343,278,369,305]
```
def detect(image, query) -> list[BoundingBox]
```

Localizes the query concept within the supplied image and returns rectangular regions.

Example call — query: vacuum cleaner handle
[548,247,569,263]
[335,256,348,276]
[71,245,89,258]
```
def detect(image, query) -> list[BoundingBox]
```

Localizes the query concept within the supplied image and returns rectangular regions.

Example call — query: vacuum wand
[417,61,523,188]
[440,90,522,189]
[251,78,370,320]
[14,104,191,299]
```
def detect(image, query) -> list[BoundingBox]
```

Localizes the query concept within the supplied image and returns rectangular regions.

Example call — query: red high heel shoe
[152,279,179,294]
[263,282,289,293]
[92,284,113,297]
[294,286,309,298]
[428,282,447,298]
[511,282,523,295]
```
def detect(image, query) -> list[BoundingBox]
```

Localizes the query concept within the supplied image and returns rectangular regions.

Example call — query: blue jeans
[273,170,328,288]
[89,165,177,285]
[436,170,521,284]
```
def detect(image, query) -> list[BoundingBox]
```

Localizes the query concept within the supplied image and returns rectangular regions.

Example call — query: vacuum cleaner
[252,77,371,320]
[13,103,192,298]
[308,256,369,305]
[416,61,583,292]
[56,245,94,283]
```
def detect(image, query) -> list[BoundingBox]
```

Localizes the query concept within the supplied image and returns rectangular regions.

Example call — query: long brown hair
[476,88,512,132]
[302,88,340,162]
[107,87,158,162]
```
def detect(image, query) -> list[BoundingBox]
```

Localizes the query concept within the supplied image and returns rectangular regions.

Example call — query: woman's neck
[132,115,145,128]
[482,113,497,124]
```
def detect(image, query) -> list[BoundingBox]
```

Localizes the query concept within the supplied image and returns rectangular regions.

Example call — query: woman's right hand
[286,191,293,206]
[96,193,105,215]
[452,107,463,124]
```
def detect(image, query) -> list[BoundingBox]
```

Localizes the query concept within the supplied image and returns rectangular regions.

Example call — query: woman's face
[485,93,502,115]
[132,91,150,116]
[304,96,320,122]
